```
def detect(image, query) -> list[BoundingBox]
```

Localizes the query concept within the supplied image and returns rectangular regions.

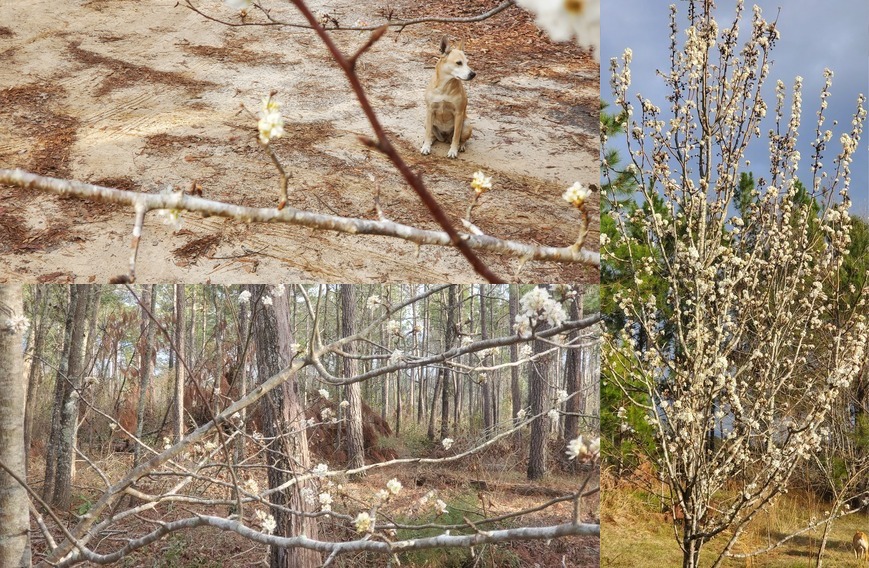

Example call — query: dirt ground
[0,0,598,284]
[26,441,600,567]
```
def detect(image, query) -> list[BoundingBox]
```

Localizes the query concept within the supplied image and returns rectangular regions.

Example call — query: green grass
[602,480,869,567]
[394,492,521,567]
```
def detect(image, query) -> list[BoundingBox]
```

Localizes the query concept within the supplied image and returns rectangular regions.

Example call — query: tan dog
[855,531,869,560]
[421,36,475,159]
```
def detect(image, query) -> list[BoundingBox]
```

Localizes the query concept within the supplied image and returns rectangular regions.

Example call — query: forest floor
[0,0,598,283]
[26,437,599,567]
[602,471,867,567]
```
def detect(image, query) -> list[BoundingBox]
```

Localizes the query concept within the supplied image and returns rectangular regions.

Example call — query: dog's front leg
[447,111,464,159]
[421,108,434,155]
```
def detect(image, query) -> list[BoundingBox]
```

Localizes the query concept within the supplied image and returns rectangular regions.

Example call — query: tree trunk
[563,289,581,440]
[174,284,186,442]
[341,286,365,471]
[133,285,156,466]
[480,286,494,439]
[0,285,32,567]
[509,285,522,431]
[24,285,50,470]
[51,285,92,509]
[527,285,551,480]
[427,373,440,440]
[251,286,320,568]
[234,296,249,464]
[44,287,75,501]
[440,285,457,440]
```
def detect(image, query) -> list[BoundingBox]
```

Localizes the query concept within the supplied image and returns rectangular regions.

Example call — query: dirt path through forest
[0,0,598,283]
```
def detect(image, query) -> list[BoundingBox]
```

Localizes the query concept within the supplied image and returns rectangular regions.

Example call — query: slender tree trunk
[52,285,92,509]
[44,287,75,501]
[174,285,186,442]
[563,289,581,440]
[234,297,249,464]
[440,285,457,440]
[73,286,100,476]
[24,285,50,469]
[380,312,389,422]
[452,286,463,429]
[509,285,522,447]
[0,285,31,567]
[427,373,441,441]
[410,289,417,425]
[342,286,365,471]
[480,286,494,439]
[251,286,320,568]
[527,285,551,480]
[133,285,156,466]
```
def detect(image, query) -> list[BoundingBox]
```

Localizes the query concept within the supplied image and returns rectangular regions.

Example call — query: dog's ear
[440,35,449,55]
[458,39,465,51]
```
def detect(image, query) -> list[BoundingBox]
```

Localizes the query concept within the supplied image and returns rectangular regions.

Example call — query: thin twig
[286,0,506,282]
[185,0,517,32]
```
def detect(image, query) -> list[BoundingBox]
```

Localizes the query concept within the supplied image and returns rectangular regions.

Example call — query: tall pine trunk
[440,286,457,440]
[173,284,186,442]
[23,285,50,471]
[251,286,320,568]
[563,288,581,440]
[51,285,91,509]
[341,286,365,471]
[527,286,551,480]
[133,285,156,466]
[0,285,32,567]
[480,286,494,439]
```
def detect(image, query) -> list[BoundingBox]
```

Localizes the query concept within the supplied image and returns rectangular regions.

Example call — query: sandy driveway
[0,0,598,283]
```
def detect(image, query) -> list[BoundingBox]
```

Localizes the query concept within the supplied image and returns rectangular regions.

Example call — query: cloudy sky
[601,1,868,217]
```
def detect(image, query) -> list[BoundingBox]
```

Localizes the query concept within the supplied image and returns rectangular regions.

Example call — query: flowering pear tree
[603,1,867,566]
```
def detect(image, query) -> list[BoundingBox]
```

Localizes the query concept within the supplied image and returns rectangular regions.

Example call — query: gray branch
[0,169,598,268]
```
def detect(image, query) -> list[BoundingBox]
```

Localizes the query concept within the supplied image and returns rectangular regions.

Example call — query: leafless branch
[184,0,517,32]
[0,169,598,282]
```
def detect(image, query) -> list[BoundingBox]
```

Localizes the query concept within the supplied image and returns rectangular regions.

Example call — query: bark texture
[0,285,31,567]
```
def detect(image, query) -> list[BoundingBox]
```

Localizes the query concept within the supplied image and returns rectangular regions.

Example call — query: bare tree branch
[0,169,598,281]
[184,0,517,32]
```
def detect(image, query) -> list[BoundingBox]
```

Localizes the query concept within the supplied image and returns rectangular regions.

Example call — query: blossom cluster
[258,94,284,145]
[515,0,600,61]
[513,287,568,338]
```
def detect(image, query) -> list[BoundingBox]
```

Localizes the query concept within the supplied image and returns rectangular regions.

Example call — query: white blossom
[471,171,493,195]
[319,492,333,511]
[255,509,276,534]
[226,0,252,10]
[354,511,373,533]
[515,0,600,60]
[562,181,592,207]
[312,463,328,478]
[387,478,402,495]
[258,95,284,145]
[389,349,405,365]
